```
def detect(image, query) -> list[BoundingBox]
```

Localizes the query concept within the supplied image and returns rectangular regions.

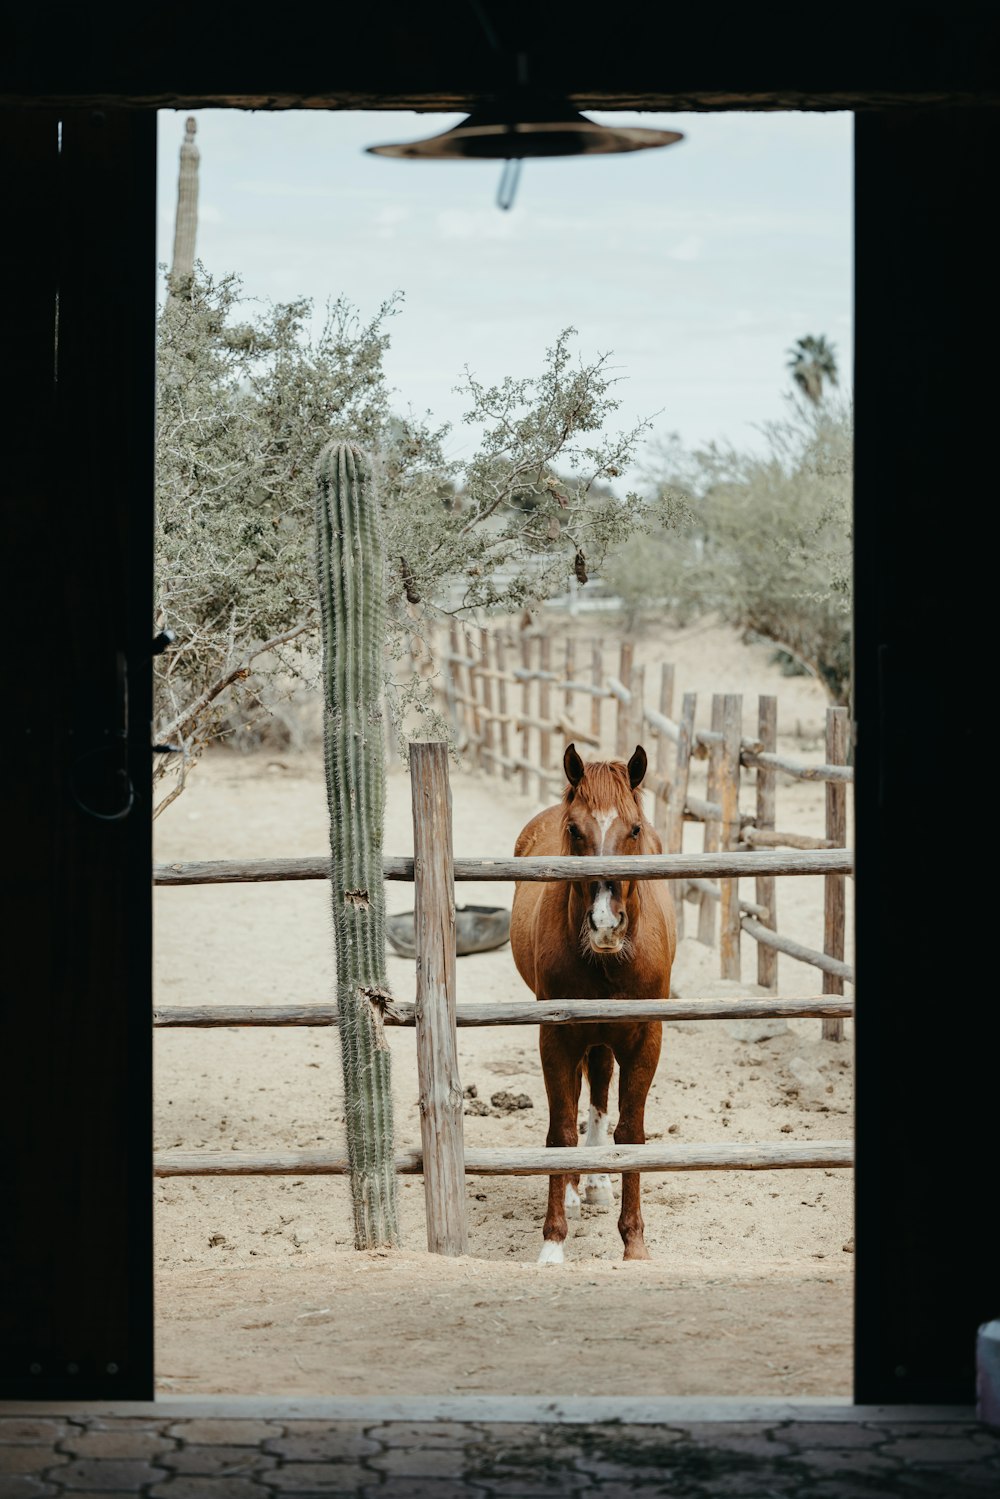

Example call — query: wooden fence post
[668,691,697,942]
[590,641,603,749]
[653,664,675,848]
[447,621,464,747]
[719,694,743,981]
[822,706,849,1041]
[539,634,552,774]
[755,695,779,991]
[466,627,483,768]
[698,694,725,945]
[563,637,575,725]
[519,633,532,797]
[631,662,645,752]
[478,626,495,777]
[410,741,468,1255]
[495,630,511,781]
[615,639,634,758]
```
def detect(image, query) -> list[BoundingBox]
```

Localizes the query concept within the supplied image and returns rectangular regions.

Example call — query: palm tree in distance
[787,334,839,405]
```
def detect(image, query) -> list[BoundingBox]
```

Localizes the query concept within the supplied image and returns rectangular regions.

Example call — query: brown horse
[510,743,676,1263]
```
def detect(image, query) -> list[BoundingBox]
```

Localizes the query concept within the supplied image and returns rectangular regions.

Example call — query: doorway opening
[152,107,854,1398]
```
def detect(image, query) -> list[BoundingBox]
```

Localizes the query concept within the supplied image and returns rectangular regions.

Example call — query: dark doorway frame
[3,7,998,1407]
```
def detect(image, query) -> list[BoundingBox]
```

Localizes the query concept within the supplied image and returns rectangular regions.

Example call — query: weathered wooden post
[410,741,468,1255]
[615,640,634,759]
[668,692,697,942]
[698,694,725,946]
[755,695,779,991]
[719,694,743,980]
[563,637,576,725]
[519,633,532,796]
[466,627,483,768]
[479,626,495,776]
[822,706,850,1041]
[494,630,512,780]
[653,664,675,847]
[448,621,465,747]
[539,634,553,772]
[631,662,646,749]
[590,641,603,749]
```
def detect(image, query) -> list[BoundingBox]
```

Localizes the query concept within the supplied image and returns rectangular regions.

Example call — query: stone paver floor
[3,1413,999,1498]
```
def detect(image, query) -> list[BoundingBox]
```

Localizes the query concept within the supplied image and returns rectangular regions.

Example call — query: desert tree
[154,270,669,812]
[606,400,853,702]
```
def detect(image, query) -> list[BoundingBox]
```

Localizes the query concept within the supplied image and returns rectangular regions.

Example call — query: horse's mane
[563,760,641,824]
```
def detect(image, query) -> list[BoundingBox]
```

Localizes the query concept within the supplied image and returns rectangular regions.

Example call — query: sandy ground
[154,620,854,1397]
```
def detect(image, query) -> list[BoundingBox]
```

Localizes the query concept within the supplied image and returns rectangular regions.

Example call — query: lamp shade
[367,96,683,161]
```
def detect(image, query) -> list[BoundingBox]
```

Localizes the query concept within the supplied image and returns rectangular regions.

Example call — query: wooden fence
[153,742,855,1257]
[414,622,854,1026]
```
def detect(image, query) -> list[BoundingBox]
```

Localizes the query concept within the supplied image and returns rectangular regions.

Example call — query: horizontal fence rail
[154,848,853,887]
[155,1140,854,1178]
[153,996,855,1029]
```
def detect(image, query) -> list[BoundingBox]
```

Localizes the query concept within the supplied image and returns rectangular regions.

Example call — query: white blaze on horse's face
[585,809,628,952]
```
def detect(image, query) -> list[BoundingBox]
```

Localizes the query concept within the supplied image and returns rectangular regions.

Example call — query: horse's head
[561,742,651,959]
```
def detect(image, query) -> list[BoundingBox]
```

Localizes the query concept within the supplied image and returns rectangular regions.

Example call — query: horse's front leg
[582,1044,615,1208]
[614,1023,662,1261]
[538,1034,582,1264]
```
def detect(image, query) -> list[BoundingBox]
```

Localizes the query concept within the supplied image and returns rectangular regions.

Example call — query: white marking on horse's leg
[538,1238,566,1265]
[583,1107,614,1206]
[564,1181,581,1218]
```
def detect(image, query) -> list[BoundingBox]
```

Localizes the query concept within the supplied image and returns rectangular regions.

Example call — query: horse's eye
[630,825,641,839]
[568,824,581,840]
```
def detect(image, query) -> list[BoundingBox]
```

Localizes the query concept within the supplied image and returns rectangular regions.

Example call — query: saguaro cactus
[315,442,399,1248]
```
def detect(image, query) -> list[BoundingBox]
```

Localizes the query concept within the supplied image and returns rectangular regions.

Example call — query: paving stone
[0,1421,69,1446]
[668,1424,792,1458]
[803,1487,899,1499]
[0,1451,66,1475]
[586,1487,676,1499]
[360,1485,473,1499]
[60,1430,176,1460]
[149,1477,269,1499]
[368,1445,467,1478]
[585,1424,685,1449]
[478,1484,593,1497]
[368,1420,480,1448]
[264,1429,380,1461]
[58,1457,170,1490]
[888,1468,1000,1496]
[164,1420,283,1446]
[879,1435,996,1464]
[573,1457,676,1483]
[161,1445,278,1476]
[796,1447,895,1476]
[777,1422,887,1450]
[83,1418,172,1432]
[0,1477,61,1499]
[266,1463,370,1492]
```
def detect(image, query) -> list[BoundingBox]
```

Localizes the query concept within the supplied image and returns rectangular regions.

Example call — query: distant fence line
[408,620,853,1036]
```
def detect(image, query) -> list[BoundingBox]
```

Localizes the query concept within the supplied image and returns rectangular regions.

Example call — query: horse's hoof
[564,1183,581,1218]
[538,1239,566,1265]
[622,1243,652,1261]
[583,1174,613,1208]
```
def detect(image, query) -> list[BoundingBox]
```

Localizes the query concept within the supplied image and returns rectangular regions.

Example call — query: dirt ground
[154,619,854,1397]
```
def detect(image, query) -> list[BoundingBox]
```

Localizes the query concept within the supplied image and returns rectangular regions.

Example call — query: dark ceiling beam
[3,2,1000,109]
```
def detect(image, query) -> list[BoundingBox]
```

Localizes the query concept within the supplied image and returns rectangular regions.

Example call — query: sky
[156,109,852,484]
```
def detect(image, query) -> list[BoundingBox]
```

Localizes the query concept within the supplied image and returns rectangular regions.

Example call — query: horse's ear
[627,744,648,789]
[564,743,585,787]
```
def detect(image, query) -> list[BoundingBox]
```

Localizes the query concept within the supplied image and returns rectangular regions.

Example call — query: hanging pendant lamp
[366,93,683,209]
